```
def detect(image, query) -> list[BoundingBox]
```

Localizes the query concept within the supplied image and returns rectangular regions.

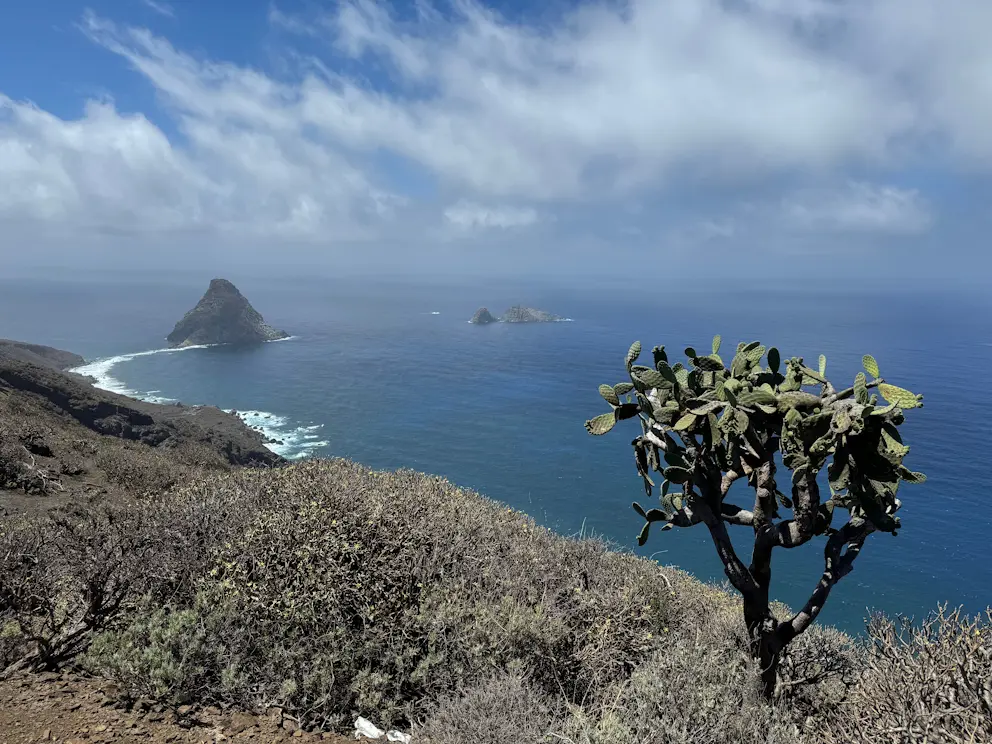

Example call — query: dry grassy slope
[0,341,84,372]
[0,341,283,517]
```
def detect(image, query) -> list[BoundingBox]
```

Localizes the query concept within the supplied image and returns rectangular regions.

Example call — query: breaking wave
[68,345,212,403]
[224,410,328,460]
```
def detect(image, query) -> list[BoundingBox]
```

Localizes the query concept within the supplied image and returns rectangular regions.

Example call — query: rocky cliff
[0,353,282,468]
[167,279,289,348]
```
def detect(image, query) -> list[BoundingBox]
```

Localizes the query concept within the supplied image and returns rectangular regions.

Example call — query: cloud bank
[1,0,988,274]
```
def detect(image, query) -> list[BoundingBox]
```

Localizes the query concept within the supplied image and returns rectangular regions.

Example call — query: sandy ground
[0,672,354,744]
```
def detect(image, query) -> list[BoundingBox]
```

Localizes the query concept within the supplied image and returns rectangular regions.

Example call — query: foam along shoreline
[68,345,214,403]
[67,337,325,460]
[224,410,328,460]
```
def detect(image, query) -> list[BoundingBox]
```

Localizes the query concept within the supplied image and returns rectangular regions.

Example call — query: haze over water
[2,272,989,635]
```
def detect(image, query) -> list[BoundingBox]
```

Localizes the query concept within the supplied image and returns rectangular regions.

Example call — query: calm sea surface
[2,273,989,634]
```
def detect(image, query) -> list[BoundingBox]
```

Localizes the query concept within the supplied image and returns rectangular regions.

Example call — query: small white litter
[354,717,384,739]
[353,716,412,743]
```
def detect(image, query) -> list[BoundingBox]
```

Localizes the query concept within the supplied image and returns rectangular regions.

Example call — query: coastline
[68,337,327,460]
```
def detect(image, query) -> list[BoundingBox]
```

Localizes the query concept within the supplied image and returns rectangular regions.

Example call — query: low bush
[82,461,685,730]
[413,672,562,744]
[0,425,62,495]
[95,444,192,495]
[560,609,804,744]
[821,606,992,743]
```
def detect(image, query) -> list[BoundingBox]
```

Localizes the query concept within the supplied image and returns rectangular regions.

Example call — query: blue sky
[1,0,990,283]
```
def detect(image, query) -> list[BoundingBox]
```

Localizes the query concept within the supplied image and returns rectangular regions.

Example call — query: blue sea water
[1,273,990,634]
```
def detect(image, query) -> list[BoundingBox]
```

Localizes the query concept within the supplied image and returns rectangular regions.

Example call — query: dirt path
[0,672,353,744]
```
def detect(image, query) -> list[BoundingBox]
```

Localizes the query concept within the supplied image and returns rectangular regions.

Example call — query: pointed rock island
[469,305,564,324]
[469,307,499,325]
[167,278,289,348]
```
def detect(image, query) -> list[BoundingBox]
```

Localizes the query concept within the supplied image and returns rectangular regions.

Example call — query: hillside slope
[0,342,282,516]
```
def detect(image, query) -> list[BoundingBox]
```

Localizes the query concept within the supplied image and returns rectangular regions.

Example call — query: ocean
[1,272,990,634]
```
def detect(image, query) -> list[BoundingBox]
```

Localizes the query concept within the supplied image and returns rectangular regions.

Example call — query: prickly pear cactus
[586,337,924,544]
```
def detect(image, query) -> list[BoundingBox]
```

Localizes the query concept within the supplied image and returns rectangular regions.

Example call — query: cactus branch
[774,471,822,548]
[702,506,760,596]
[825,378,884,405]
[720,502,754,526]
[782,518,875,642]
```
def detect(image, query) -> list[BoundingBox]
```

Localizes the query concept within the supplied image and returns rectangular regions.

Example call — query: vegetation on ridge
[2,459,989,742]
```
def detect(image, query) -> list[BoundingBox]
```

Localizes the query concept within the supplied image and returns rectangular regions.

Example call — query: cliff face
[469,307,498,325]
[167,279,289,348]
[501,306,563,323]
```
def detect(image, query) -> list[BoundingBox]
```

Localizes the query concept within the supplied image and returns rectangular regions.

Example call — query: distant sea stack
[468,305,565,324]
[469,307,498,325]
[501,306,563,323]
[167,279,290,348]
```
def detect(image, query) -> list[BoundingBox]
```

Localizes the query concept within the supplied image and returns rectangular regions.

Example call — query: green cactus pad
[626,341,642,370]
[863,354,880,378]
[767,347,781,373]
[599,384,620,406]
[879,383,922,409]
[585,413,616,435]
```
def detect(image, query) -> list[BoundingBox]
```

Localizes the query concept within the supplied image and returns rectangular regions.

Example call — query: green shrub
[82,460,683,730]
[95,444,190,494]
[83,587,246,705]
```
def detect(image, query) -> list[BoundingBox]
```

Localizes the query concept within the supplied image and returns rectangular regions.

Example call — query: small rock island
[469,305,564,324]
[501,305,564,323]
[469,307,499,325]
[167,278,289,348]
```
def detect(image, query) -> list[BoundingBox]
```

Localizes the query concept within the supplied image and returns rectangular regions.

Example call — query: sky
[1,0,990,284]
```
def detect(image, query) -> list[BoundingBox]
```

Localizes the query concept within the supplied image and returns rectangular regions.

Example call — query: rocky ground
[0,672,353,744]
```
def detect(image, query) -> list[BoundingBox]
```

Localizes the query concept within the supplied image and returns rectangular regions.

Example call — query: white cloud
[0,95,208,231]
[140,0,174,18]
[295,0,992,197]
[444,200,539,231]
[2,0,991,247]
[781,182,933,234]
